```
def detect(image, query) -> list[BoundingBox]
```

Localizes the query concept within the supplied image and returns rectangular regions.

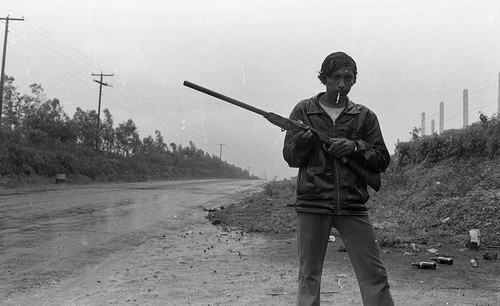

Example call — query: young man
[283,52,394,306]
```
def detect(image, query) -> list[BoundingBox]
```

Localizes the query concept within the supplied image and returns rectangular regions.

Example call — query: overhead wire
[17,20,219,144]
[9,29,93,90]
[5,17,211,147]
[421,80,499,133]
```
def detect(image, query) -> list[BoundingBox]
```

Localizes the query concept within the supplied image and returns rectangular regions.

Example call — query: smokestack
[421,112,426,136]
[439,102,444,133]
[431,119,435,135]
[463,89,469,128]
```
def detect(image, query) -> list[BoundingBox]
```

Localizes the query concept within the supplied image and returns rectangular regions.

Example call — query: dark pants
[297,212,394,306]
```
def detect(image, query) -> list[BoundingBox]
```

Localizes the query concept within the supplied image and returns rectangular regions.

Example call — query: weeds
[211,157,500,247]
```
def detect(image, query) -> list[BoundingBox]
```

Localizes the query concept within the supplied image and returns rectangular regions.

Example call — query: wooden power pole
[0,15,24,130]
[92,72,113,150]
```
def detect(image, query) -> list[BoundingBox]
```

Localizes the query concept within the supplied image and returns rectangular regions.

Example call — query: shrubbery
[396,114,500,165]
[0,140,254,187]
[370,157,500,247]
[368,116,500,246]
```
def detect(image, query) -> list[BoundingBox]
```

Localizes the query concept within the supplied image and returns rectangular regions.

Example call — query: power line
[11,26,96,75]
[9,30,93,89]
[6,19,204,147]
[8,20,210,147]
[420,78,500,134]
[425,81,498,119]
[21,19,102,72]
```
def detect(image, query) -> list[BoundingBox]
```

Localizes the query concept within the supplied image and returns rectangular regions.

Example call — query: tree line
[0,76,254,183]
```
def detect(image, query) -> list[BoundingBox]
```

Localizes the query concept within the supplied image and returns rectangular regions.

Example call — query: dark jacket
[283,93,390,215]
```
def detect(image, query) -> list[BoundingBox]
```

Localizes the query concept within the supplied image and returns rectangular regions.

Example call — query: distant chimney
[463,89,469,128]
[439,102,444,133]
[431,119,435,134]
[421,112,426,136]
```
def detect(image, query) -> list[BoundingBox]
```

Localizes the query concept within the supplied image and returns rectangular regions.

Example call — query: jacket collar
[307,93,361,115]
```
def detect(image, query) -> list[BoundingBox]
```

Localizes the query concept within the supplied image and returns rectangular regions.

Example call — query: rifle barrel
[183,81,268,117]
[183,80,381,191]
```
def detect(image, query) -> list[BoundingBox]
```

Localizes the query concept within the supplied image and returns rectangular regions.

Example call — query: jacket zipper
[332,120,341,213]
[323,106,342,214]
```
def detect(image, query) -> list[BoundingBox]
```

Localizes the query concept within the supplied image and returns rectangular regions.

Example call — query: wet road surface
[0,179,263,301]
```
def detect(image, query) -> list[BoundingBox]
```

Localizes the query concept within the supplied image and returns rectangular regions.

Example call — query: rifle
[183,80,381,191]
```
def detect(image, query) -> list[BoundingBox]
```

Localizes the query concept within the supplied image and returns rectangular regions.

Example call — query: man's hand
[327,138,357,158]
[292,120,314,146]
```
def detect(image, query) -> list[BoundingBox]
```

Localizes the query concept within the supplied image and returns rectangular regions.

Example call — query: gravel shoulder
[6,222,498,306]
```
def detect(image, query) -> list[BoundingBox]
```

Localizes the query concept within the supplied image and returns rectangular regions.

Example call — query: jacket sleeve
[282,106,314,168]
[353,110,391,173]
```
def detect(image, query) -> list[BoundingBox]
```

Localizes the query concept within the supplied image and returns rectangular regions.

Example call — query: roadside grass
[208,158,500,248]
[207,178,297,234]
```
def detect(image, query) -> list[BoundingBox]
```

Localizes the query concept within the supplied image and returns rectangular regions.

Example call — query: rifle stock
[183,80,381,191]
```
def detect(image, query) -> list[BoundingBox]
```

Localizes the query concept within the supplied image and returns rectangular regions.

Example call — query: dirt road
[0,179,263,305]
[0,179,499,305]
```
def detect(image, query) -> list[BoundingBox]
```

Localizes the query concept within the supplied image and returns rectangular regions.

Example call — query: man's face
[325,68,356,96]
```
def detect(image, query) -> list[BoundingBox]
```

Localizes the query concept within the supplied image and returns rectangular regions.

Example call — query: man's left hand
[327,138,357,158]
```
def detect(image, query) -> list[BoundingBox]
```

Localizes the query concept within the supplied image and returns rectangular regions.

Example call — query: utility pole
[0,15,24,130]
[217,143,225,160]
[92,72,113,150]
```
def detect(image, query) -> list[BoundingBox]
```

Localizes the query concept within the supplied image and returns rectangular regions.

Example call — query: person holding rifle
[283,51,394,306]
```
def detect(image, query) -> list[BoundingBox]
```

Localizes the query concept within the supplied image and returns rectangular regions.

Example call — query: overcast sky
[1,0,499,179]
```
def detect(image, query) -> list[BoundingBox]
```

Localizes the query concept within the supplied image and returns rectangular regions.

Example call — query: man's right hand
[292,121,314,145]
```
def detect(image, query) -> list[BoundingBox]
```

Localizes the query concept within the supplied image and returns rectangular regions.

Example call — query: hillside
[208,157,500,248]
[208,118,500,248]
[370,157,500,247]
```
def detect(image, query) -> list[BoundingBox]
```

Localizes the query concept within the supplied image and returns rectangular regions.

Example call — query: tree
[72,108,98,147]
[141,135,155,155]
[29,83,45,100]
[410,127,421,141]
[1,76,21,130]
[170,142,178,153]
[154,130,167,153]
[100,108,115,153]
[17,83,76,145]
[115,119,141,156]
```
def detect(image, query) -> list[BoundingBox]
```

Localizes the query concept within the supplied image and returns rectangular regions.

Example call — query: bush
[0,140,254,187]
[396,117,500,166]
[370,157,500,246]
